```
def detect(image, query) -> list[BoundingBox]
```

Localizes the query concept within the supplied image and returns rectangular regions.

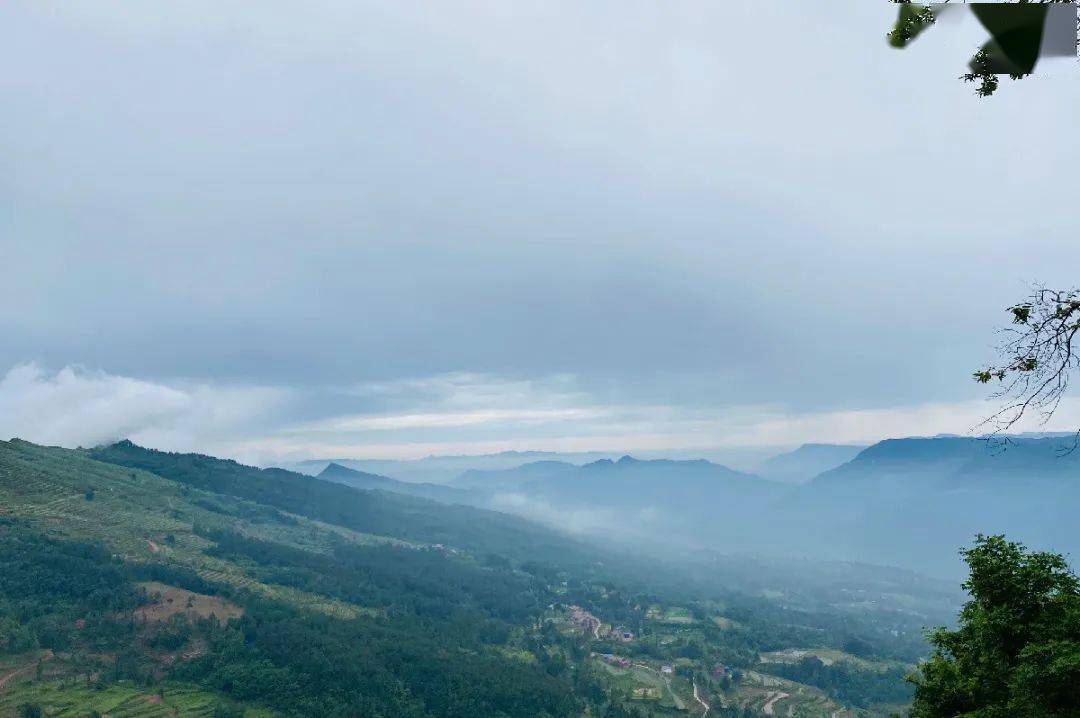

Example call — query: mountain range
[0,436,951,716]
[281,450,622,484]
[311,437,1079,579]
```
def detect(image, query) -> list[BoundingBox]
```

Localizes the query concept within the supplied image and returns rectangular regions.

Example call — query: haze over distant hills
[281,450,622,484]
[272,436,1079,579]
[757,443,867,484]
[317,461,476,505]
[789,436,1080,575]
[377,437,1080,579]
[277,445,797,484]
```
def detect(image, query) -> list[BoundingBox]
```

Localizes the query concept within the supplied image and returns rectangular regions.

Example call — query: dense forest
[0,438,968,716]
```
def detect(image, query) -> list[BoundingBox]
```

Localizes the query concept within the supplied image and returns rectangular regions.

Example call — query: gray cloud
[8,364,1080,466]
[3,2,1080,449]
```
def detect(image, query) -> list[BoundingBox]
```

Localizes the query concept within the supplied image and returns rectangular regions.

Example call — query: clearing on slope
[134,582,243,623]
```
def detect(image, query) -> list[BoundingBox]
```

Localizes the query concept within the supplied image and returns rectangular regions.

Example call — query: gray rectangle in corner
[1041,3,1078,58]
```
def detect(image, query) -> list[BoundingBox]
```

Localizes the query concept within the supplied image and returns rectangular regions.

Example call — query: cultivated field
[0,679,272,718]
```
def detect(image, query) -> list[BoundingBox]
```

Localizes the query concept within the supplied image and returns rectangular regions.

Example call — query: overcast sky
[3,2,1080,463]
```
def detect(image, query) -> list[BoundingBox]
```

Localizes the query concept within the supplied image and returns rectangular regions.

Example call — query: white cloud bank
[0,364,288,459]
[4,364,1080,465]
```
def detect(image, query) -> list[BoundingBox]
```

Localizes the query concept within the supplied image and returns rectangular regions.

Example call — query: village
[568,605,635,642]
[556,602,863,717]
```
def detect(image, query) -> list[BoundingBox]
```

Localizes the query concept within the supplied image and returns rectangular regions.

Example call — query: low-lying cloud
[0,363,288,458]
[5,363,1079,465]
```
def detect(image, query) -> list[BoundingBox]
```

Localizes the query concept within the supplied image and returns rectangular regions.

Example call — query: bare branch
[975,286,1080,443]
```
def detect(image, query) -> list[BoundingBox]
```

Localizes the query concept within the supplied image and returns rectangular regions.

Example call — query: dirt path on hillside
[0,650,54,691]
[762,691,789,716]
[692,678,710,716]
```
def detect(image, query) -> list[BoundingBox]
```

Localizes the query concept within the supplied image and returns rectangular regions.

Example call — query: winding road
[692,678,710,716]
[762,690,789,716]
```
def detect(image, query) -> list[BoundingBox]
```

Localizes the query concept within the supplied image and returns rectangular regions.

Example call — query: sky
[3,2,1080,464]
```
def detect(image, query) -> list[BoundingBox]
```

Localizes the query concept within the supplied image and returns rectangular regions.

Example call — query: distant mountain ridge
[435,436,1080,578]
[454,460,579,491]
[468,455,784,550]
[253,435,1080,579]
[281,450,621,483]
[757,443,867,484]
[317,461,475,504]
[784,436,1080,576]
[813,436,1080,487]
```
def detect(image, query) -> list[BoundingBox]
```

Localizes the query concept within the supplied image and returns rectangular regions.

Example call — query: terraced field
[759,648,909,672]
[729,671,845,717]
[570,601,892,718]
[0,679,270,718]
[595,659,683,712]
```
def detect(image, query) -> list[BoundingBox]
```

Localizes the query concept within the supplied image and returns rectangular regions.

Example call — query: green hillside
[0,440,585,716]
[0,439,922,717]
[87,440,597,566]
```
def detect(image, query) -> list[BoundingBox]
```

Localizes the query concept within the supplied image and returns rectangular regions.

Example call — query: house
[661,664,674,675]
[569,605,601,635]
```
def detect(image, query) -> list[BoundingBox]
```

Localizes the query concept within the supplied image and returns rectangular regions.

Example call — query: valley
[0,438,949,717]
[326,437,1080,580]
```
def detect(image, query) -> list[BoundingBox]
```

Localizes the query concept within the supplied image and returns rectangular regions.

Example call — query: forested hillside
[0,438,937,717]
[87,441,593,566]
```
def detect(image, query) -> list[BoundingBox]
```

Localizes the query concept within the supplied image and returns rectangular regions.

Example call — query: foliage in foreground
[909,535,1080,717]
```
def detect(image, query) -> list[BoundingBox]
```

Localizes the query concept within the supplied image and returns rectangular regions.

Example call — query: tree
[17,705,43,718]
[909,535,1080,717]
[888,1,1077,97]
[975,287,1080,441]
